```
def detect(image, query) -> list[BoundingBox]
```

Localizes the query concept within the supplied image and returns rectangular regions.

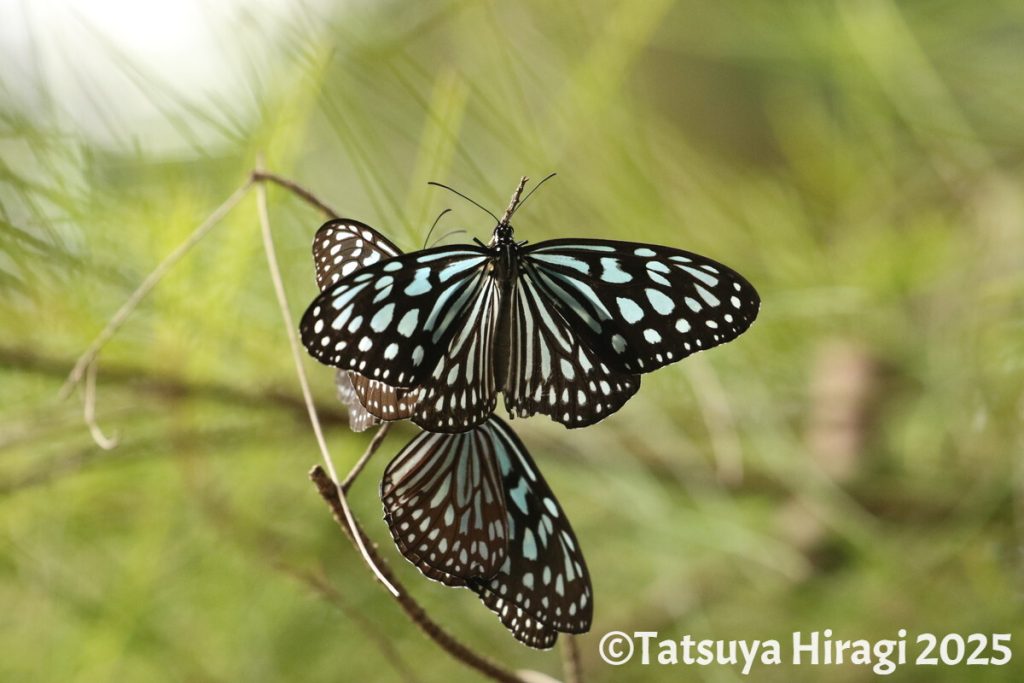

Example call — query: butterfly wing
[503,270,639,428]
[522,239,759,374]
[301,245,499,431]
[411,276,501,432]
[381,425,509,586]
[466,418,593,649]
[312,220,415,427]
[313,218,402,289]
[334,370,378,432]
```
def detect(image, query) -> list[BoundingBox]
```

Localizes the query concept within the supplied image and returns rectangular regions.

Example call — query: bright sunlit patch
[0,0,329,154]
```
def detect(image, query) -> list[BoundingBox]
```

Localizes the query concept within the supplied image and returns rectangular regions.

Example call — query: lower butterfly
[381,416,592,649]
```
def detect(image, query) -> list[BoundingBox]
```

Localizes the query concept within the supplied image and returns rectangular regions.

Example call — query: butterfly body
[301,180,760,433]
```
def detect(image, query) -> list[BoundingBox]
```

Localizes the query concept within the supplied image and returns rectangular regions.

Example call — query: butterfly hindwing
[522,239,760,374]
[345,371,419,425]
[334,371,379,432]
[412,277,501,432]
[504,270,640,427]
[466,418,592,649]
[381,425,510,586]
[313,218,402,289]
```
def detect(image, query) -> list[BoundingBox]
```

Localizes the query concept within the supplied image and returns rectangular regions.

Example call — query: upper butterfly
[300,177,760,433]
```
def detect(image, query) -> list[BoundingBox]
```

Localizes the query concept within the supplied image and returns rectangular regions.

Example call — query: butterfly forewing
[522,239,760,374]
[466,418,593,649]
[300,245,491,390]
[504,270,640,427]
[381,426,509,586]
[313,218,402,289]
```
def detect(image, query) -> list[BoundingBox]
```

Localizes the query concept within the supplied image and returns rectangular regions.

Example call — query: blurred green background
[2,1,1022,681]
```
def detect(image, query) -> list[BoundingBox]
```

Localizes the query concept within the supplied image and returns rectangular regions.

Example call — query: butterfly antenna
[429,229,468,247]
[511,172,556,217]
[427,182,499,223]
[422,208,452,248]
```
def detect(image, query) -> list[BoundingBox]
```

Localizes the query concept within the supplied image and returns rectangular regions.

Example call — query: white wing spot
[599,257,632,283]
[645,288,675,315]
[615,296,644,323]
[370,303,395,332]
[397,309,420,337]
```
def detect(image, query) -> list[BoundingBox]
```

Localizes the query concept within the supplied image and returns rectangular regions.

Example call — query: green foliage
[1,1,1022,681]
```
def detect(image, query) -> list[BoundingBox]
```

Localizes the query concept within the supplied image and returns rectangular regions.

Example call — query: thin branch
[560,636,583,683]
[254,163,399,596]
[342,421,391,493]
[83,359,118,450]
[58,179,254,400]
[310,465,527,683]
[251,170,339,219]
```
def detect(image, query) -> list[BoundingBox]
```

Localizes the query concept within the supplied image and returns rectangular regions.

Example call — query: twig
[251,170,339,219]
[560,636,582,683]
[310,465,527,683]
[83,359,118,450]
[254,161,399,596]
[58,179,253,400]
[341,421,391,493]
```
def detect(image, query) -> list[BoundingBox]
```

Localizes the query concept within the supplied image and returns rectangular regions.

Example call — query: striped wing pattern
[504,269,639,427]
[465,418,592,649]
[381,423,509,585]
[381,417,592,649]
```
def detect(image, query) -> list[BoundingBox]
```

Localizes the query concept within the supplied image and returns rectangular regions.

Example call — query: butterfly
[381,415,592,649]
[300,177,760,434]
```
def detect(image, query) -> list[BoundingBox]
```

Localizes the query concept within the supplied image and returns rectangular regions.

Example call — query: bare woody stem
[561,636,583,683]
[251,170,340,219]
[310,465,527,683]
[254,162,399,597]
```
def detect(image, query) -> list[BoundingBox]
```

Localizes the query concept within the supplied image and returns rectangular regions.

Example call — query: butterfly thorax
[489,221,520,283]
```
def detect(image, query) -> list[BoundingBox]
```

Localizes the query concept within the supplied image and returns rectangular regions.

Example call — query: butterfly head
[491,221,515,246]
